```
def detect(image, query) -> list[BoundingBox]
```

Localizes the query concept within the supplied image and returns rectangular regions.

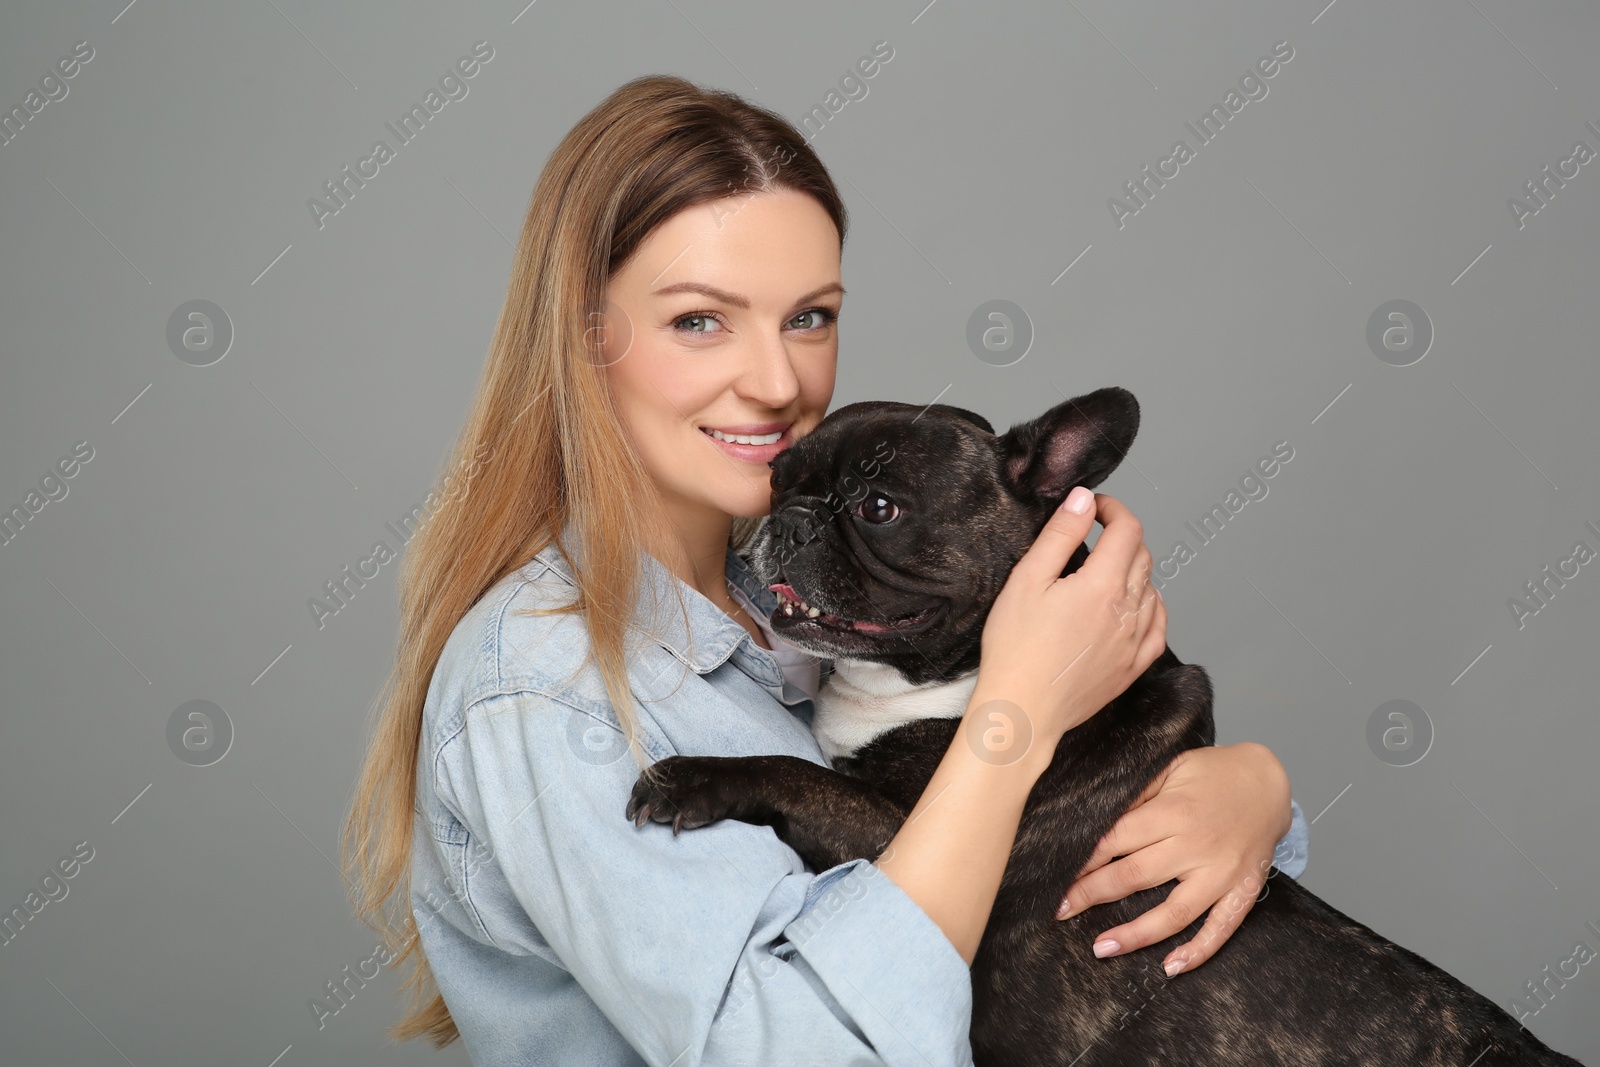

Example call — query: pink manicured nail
[1063,486,1092,514]
[1164,958,1186,977]
[1055,899,1073,920]
[1092,939,1120,958]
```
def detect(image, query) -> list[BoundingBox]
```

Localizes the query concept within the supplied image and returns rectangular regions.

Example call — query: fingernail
[1062,486,1092,515]
[1092,939,1120,958]
[1164,958,1186,978]
[1055,899,1073,920]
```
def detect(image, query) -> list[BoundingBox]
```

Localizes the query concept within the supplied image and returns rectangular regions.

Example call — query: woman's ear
[998,387,1140,507]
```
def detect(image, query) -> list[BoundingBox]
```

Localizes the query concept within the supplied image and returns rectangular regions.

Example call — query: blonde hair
[341,75,848,1047]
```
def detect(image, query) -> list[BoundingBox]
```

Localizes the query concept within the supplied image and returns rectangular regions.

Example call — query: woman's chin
[724,496,774,521]
[699,482,774,522]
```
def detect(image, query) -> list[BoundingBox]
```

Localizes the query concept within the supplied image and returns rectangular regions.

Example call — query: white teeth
[774,588,825,620]
[778,588,826,620]
[707,427,783,446]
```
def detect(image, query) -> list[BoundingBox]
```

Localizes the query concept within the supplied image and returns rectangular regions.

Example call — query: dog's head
[746,386,1140,686]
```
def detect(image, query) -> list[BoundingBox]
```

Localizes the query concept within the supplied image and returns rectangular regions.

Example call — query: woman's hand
[972,490,1168,750]
[876,489,1169,962]
[1055,741,1293,977]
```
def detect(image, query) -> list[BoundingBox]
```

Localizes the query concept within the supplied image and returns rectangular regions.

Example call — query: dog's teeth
[806,606,820,618]
[782,603,794,616]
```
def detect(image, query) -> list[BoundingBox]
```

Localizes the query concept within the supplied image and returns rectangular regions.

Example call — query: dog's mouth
[768,582,942,638]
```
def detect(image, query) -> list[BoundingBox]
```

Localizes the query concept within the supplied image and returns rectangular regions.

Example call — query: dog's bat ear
[998,387,1139,506]
[932,404,994,434]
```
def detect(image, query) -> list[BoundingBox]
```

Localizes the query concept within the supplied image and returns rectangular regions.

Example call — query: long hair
[341,74,848,1047]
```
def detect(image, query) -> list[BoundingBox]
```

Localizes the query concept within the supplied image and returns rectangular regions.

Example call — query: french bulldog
[626,387,1583,1067]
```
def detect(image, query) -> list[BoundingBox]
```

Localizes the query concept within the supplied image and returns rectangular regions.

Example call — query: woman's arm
[436,688,973,1067]
[876,489,1169,962]
[1279,795,1310,877]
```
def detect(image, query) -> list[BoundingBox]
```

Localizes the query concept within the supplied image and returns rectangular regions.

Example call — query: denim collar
[529,519,785,680]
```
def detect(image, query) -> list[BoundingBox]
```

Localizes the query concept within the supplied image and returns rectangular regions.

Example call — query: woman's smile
[698,420,795,464]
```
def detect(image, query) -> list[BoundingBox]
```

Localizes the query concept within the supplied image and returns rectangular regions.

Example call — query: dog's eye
[857,493,899,524]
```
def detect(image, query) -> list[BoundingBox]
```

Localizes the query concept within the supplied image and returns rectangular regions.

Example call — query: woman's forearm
[874,491,1160,963]
[872,687,1059,964]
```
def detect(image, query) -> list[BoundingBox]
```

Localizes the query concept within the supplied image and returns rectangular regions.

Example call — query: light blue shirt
[411,530,1310,1066]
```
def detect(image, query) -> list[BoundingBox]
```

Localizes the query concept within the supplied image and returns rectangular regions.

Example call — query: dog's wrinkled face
[746,386,1141,686]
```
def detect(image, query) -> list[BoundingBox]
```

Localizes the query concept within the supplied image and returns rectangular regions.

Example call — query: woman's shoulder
[423,547,614,744]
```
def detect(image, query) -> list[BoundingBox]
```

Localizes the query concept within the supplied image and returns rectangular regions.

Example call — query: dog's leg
[626,754,909,871]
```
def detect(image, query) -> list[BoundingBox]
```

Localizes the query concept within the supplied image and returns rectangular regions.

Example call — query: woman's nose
[737,331,802,408]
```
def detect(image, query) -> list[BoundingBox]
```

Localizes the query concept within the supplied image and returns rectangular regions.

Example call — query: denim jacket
[410,528,1310,1066]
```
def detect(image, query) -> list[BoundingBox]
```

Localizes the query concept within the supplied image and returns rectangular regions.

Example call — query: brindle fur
[626,389,1583,1066]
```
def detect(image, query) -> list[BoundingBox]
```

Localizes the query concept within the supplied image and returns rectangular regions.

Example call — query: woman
[343,74,1309,1065]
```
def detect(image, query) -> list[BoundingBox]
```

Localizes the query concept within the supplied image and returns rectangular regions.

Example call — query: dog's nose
[774,500,827,549]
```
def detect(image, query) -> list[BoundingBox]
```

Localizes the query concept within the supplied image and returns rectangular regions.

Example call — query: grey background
[2,0,1597,1063]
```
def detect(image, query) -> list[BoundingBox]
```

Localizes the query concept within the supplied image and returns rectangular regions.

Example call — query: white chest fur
[811,659,980,761]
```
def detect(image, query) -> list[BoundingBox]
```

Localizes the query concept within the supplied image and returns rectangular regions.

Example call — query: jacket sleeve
[435,689,975,1067]
[1273,798,1309,879]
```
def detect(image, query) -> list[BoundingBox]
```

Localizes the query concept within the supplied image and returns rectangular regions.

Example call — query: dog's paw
[625,756,737,834]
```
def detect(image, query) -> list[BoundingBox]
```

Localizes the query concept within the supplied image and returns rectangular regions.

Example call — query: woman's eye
[857,493,899,524]
[674,307,834,335]
[673,312,724,334]
[788,308,836,331]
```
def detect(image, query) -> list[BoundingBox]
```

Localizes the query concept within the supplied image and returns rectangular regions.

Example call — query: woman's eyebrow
[650,281,846,309]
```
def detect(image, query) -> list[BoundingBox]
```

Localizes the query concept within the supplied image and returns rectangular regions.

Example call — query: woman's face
[600,187,842,532]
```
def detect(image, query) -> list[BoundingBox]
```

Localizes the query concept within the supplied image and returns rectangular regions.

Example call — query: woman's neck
[646,506,768,648]
[649,505,734,603]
